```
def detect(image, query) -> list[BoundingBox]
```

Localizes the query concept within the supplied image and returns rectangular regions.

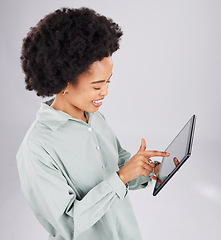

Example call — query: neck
[51,94,88,123]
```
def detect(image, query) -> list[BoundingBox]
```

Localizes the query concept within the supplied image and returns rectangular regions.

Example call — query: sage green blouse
[16,98,152,240]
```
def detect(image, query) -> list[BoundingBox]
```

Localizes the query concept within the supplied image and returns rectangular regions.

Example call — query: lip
[93,98,104,101]
[92,98,104,108]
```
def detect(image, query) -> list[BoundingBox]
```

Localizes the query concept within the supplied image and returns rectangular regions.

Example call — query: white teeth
[93,100,102,103]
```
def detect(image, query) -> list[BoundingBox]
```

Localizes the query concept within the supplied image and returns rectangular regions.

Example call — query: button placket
[87,125,106,171]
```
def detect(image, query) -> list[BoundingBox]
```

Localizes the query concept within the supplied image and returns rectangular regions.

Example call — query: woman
[16,7,169,240]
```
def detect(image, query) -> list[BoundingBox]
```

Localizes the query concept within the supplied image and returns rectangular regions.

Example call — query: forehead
[75,57,113,85]
[88,57,113,75]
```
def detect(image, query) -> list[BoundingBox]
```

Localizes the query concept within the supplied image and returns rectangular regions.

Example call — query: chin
[88,108,99,113]
[85,102,102,113]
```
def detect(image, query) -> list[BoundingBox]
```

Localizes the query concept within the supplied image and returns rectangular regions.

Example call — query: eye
[93,81,111,90]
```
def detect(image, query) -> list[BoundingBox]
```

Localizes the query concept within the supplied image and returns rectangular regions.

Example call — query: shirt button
[102,165,105,169]
[96,146,100,150]
[88,127,92,131]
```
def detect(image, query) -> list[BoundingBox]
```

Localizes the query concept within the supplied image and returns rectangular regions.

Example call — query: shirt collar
[36,98,93,130]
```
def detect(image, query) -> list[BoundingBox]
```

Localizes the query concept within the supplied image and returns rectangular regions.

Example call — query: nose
[100,84,109,96]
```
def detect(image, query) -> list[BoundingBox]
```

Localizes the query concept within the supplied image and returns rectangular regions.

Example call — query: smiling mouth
[92,99,103,103]
[92,99,103,107]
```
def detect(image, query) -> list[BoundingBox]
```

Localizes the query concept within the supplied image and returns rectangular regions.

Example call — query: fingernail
[166,152,170,156]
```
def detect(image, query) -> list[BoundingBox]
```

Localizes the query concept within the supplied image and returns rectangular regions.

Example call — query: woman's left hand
[154,163,161,177]
[150,157,180,184]
[150,164,162,184]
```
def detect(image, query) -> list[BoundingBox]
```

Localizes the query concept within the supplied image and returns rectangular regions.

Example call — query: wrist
[116,171,128,185]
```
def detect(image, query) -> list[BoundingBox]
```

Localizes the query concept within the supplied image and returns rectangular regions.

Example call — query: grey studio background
[1,0,220,239]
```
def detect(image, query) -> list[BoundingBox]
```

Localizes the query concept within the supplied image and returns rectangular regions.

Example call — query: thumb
[138,138,146,152]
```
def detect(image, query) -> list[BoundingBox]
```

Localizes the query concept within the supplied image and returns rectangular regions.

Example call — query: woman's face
[65,56,113,114]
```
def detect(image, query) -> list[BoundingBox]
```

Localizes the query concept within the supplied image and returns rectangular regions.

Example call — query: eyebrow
[91,73,113,84]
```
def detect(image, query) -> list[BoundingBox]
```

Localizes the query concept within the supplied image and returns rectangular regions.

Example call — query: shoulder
[16,119,54,166]
[21,119,53,149]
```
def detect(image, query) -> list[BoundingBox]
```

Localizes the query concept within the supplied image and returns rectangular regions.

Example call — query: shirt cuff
[106,172,128,199]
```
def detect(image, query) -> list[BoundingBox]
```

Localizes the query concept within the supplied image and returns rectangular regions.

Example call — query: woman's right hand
[117,138,170,184]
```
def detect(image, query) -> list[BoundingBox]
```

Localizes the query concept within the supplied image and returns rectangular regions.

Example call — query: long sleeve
[17,141,128,240]
[16,103,145,240]
[116,138,153,190]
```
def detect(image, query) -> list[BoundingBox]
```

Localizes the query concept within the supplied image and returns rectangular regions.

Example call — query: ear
[65,82,70,92]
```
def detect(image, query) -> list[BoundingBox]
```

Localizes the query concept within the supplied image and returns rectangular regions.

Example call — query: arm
[116,138,153,190]
[117,138,170,190]
[17,142,128,240]
[97,112,153,190]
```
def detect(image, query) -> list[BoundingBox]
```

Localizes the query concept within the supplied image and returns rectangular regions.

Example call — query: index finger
[142,150,170,158]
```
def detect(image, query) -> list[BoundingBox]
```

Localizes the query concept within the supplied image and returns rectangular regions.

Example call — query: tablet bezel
[153,115,196,196]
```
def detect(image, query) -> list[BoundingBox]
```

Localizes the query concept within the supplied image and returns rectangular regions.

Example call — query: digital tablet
[153,115,196,196]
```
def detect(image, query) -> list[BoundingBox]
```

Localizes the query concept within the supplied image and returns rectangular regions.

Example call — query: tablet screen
[153,115,196,196]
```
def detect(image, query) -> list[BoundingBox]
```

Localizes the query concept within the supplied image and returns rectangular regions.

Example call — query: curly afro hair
[21,7,123,97]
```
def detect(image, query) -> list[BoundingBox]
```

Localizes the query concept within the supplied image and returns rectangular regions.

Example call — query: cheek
[69,84,98,103]
[79,90,97,103]
[85,89,98,99]
[87,92,98,102]
[70,86,91,98]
